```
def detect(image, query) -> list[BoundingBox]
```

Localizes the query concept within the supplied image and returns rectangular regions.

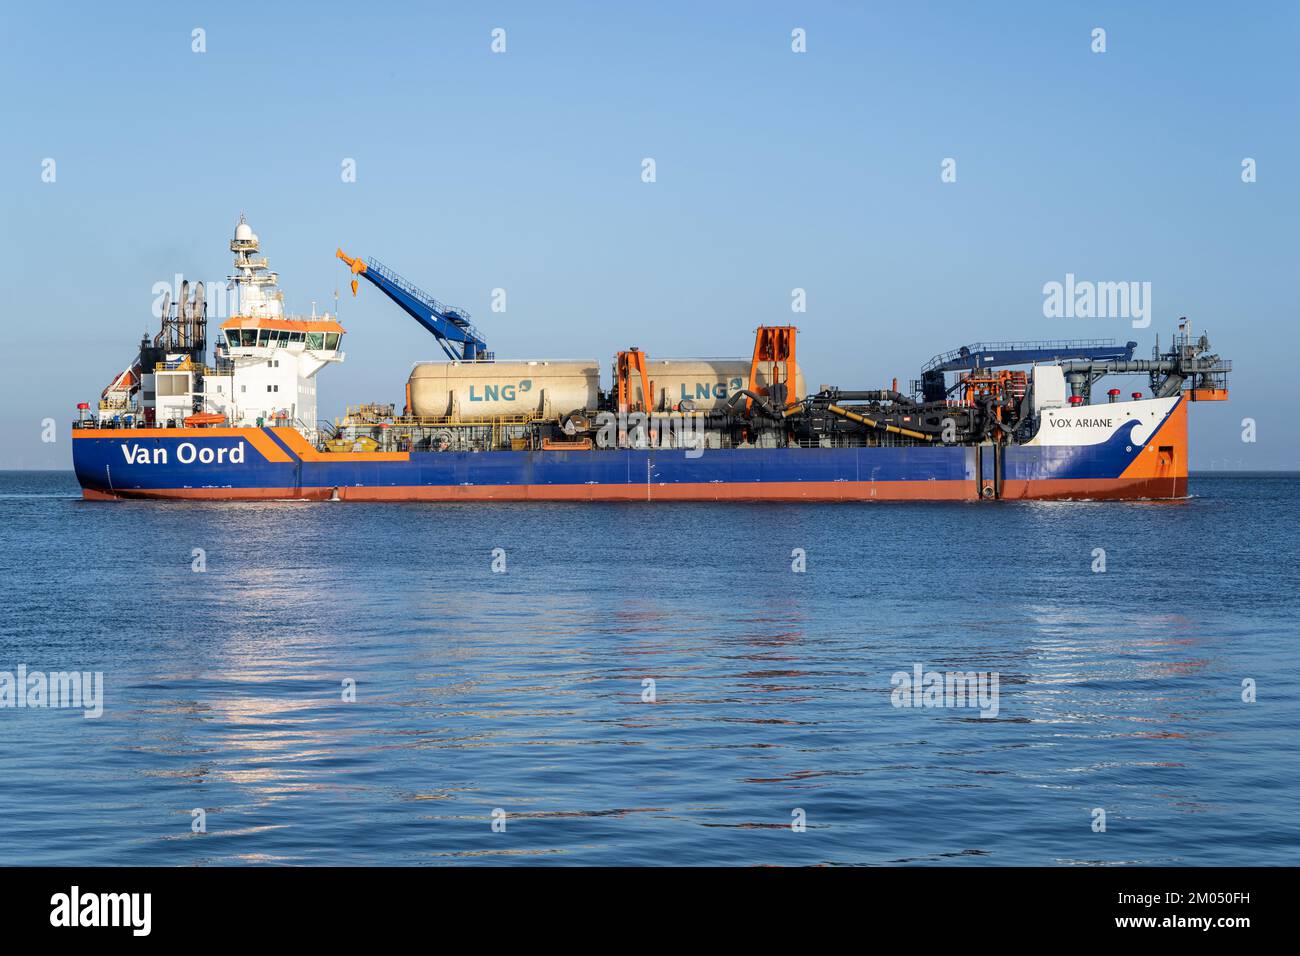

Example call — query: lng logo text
[469,379,532,402]
[121,442,246,464]
[681,377,744,401]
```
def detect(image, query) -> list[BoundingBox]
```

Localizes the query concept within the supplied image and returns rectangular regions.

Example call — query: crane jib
[337,249,491,362]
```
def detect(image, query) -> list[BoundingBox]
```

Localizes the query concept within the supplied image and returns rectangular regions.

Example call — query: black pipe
[834,389,915,405]
[725,389,782,419]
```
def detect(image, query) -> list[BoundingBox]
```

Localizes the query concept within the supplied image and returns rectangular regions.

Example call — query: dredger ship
[72,217,1231,502]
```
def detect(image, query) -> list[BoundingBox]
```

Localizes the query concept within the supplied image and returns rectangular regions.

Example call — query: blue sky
[2,1,1296,468]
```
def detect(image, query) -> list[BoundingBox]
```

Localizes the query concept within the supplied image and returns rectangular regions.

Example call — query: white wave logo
[1129,410,1164,447]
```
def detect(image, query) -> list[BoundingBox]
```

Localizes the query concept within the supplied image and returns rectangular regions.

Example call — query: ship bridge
[219,315,344,354]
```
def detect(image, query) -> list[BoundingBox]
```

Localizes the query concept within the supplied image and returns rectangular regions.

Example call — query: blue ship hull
[72,408,1189,502]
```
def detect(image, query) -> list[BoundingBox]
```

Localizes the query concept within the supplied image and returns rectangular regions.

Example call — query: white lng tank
[408,358,806,420]
[408,360,601,420]
[632,359,805,413]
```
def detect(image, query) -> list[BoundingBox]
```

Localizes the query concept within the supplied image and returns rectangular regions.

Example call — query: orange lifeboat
[183,412,227,427]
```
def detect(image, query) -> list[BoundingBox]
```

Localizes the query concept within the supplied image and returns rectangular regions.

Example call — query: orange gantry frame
[958,369,1027,429]
[747,325,797,411]
[615,348,653,412]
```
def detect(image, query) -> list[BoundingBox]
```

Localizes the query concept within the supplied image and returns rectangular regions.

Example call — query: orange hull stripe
[324,481,976,501]
[90,480,972,502]
[1002,476,1188,500]
[86,476,1190,503]
[271,427,410,462]
[83,487,305,501]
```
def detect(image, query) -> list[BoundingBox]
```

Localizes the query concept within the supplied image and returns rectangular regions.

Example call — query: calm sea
[1,471,1296,866]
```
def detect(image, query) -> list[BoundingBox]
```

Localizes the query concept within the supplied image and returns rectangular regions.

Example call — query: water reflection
[1,475,1296,864]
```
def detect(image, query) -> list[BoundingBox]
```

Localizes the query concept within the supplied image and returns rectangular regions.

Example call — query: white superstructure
[202,216,345,429]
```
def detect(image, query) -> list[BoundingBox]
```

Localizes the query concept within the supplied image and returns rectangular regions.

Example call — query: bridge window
[325,333,340,350]
[306,332,324,350]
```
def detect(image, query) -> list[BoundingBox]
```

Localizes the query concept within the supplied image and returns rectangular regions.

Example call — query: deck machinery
[782,330,1228,451]
[329,248,1229,459]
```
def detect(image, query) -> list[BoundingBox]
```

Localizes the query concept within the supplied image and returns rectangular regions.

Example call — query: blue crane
[337,249,491,361]
[922,338,1137,373]
[918,338,1137,401]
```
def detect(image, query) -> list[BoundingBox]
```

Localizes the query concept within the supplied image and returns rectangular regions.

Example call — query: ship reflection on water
[0,473,1295,865]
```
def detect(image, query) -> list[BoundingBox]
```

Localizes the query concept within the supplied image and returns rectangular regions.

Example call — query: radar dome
[234,216,254,242]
